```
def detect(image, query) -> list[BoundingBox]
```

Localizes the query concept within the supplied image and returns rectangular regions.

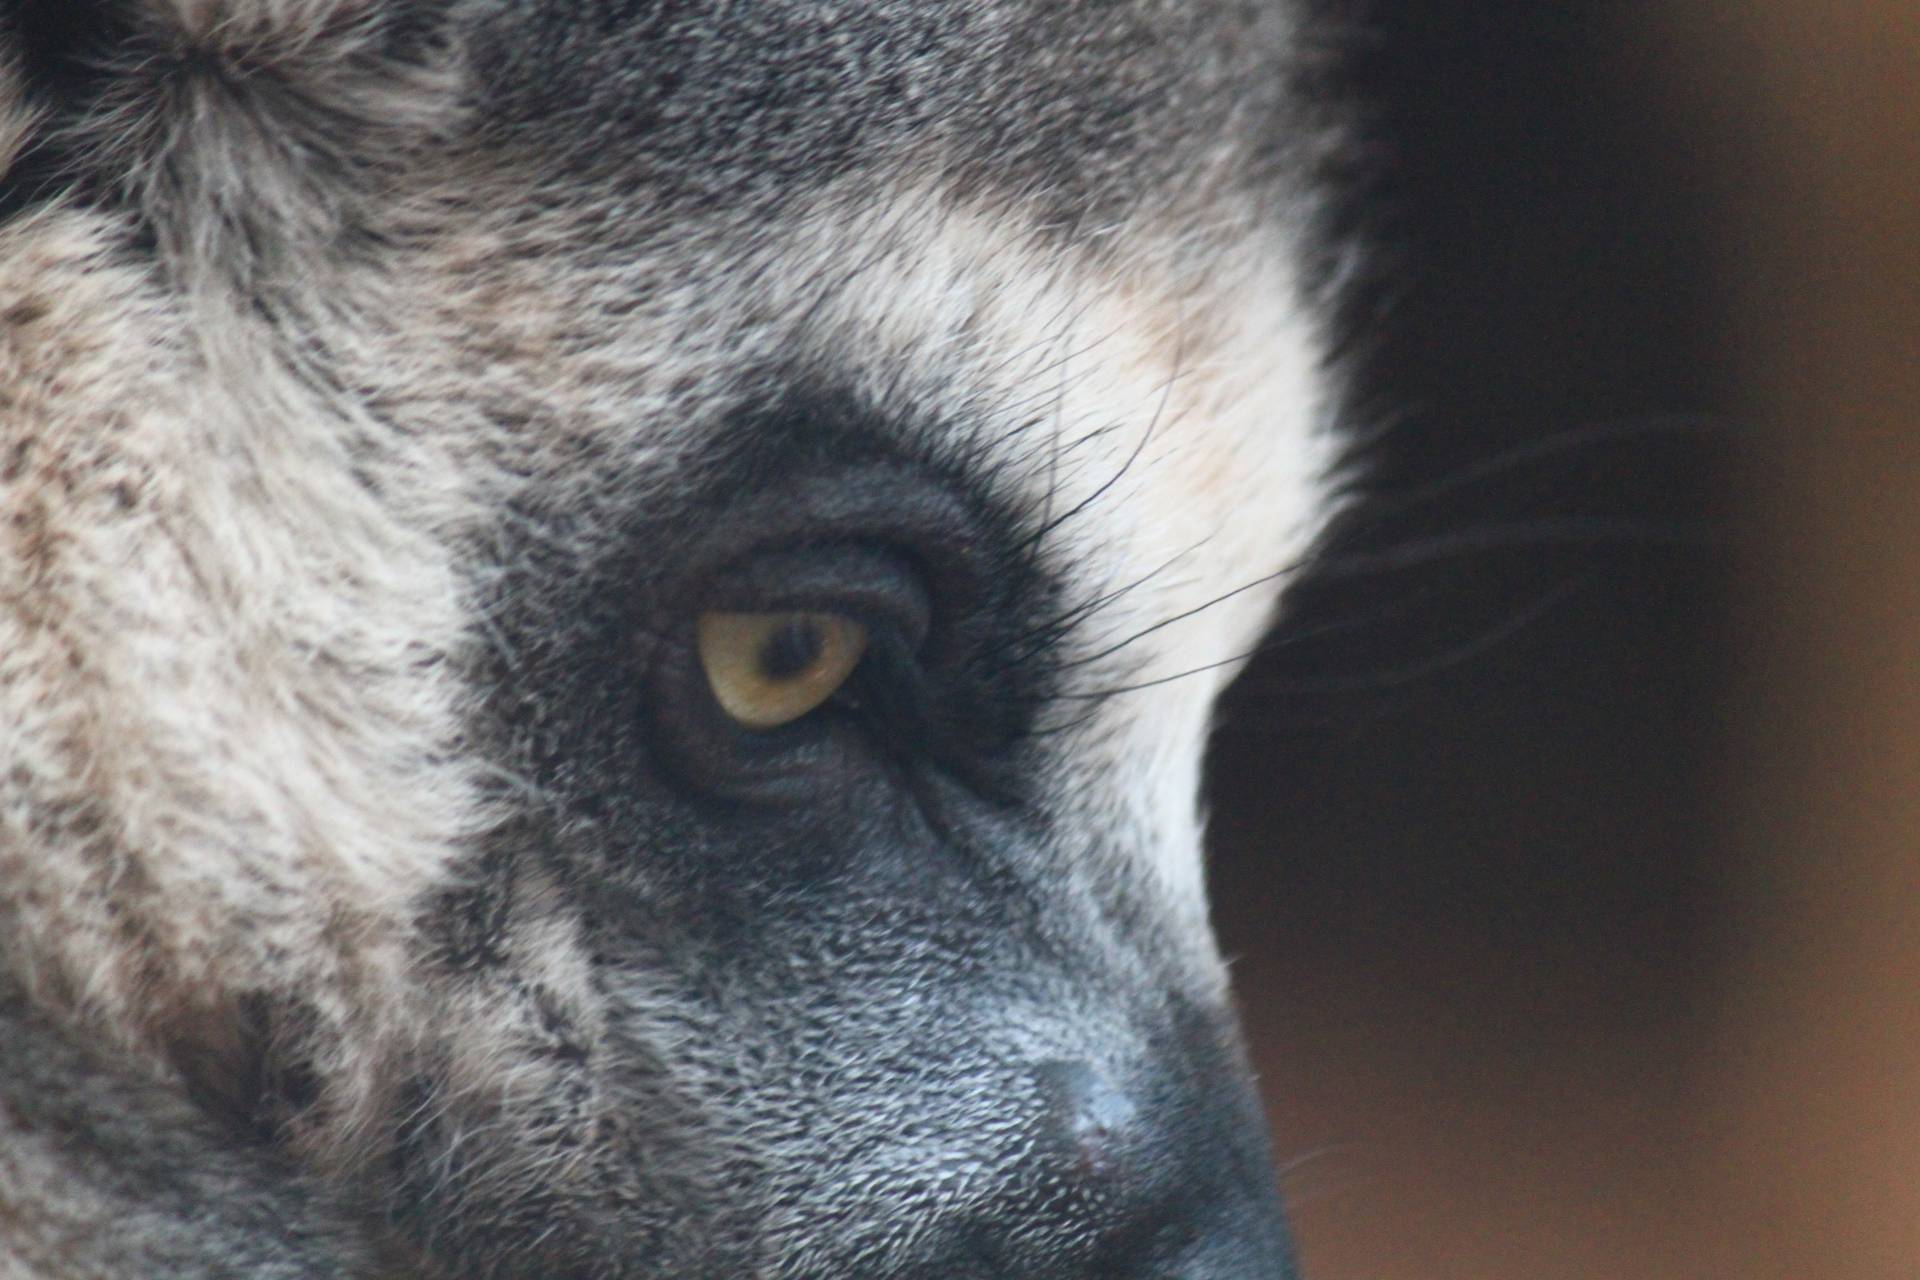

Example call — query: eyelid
[696,544,932,655]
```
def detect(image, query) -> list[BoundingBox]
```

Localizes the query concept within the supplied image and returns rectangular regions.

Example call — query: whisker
[1012,335,1189,556]
[1056,555,1294,673]
[1344,413,1717,511]
[1059,576,1588,703]
[1027,508,1701,696]
[1304,517,1716,582]
[1002,534,1218,662]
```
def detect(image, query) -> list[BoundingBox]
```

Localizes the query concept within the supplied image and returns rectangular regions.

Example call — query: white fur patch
[758,187,1336,922]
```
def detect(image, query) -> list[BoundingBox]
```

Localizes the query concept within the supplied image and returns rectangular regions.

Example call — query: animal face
[0,3,1335,1277]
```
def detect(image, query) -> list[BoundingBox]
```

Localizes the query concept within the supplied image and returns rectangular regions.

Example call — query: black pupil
[758,618,823,681]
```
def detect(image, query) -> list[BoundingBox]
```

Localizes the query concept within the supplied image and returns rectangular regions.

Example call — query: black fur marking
[171,993,327,1149]
[423,830,522,973]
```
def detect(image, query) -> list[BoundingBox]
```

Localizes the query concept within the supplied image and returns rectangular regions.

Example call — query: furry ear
[2,0,465,264]
[6,0,451,69]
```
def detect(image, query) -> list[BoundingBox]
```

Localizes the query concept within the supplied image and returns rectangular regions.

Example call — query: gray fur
[0,994,410,1279]
[0,3,1336,1276]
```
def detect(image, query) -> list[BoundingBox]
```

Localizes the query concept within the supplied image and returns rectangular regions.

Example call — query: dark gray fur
[469,0,1304,223]
[0,994,407,1279]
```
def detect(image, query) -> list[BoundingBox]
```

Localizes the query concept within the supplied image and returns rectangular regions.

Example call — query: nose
[1016,1057,1298,1280]
[1035,1060,1141,1185]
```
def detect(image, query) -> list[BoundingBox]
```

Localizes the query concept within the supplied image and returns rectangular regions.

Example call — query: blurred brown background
[1204,4,1920,1277]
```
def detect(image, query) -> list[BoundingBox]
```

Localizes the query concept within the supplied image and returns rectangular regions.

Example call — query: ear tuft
[3,0,467,261]
[6,1,448,64]
[2,1,462,138]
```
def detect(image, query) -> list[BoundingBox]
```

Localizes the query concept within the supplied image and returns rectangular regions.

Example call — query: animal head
[0,2,1336,1276]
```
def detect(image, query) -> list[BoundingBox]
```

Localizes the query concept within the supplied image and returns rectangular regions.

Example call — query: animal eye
[697,611,869,729]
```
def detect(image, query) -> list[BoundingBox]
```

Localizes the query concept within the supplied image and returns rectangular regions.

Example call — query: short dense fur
[0,3,1337,1276]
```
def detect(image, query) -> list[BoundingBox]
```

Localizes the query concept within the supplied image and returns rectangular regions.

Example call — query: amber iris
[696,611,869,729]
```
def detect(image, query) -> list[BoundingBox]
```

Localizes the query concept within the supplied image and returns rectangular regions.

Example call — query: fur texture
[0,3,1337,1276]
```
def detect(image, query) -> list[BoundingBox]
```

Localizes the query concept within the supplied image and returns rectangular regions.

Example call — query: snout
[1027,1055,1294,1279]
[887,1050,1296,1280]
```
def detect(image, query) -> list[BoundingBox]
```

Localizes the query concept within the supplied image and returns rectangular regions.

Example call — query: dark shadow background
[1203,6,1736,1275]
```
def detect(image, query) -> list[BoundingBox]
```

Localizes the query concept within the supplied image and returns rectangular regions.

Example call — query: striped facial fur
[0,3,1337,1278]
